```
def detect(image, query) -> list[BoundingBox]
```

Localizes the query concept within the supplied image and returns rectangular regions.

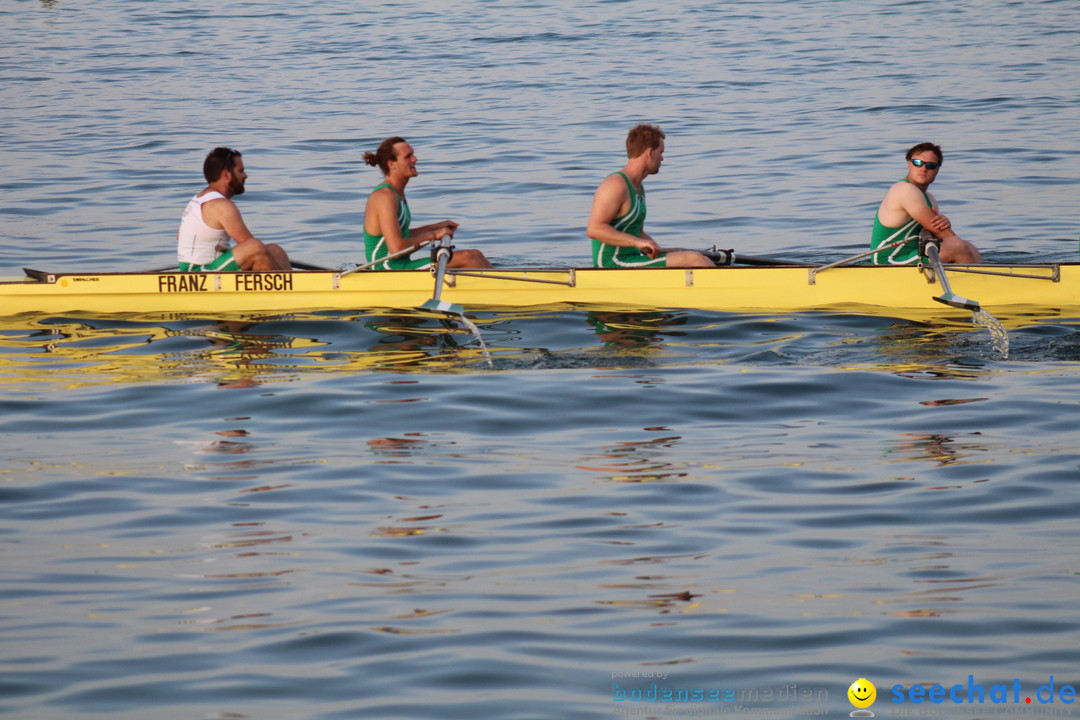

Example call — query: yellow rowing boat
[1,262,1076,319]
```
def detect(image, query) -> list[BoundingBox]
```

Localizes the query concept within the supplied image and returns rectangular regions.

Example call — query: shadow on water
[1,308,1079,391]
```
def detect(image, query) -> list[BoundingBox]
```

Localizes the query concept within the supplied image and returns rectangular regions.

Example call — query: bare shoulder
[599,172,626,190]
[198,193,238,225]
[201,194,235,209]
[884,179,918,199]
[594,172,628,201]
[369,184,400,207]
[880,180,924,210]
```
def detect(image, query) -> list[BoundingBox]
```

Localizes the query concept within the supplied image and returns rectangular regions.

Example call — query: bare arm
[884,182,956,239]
[364,187,458,252]
[199,196,289,271]
[586,175,660,257]
[199,197,255,244]
[410,219,459,245]
[878,181,980,262]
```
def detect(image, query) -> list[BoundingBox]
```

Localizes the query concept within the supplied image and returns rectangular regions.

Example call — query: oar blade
[932,292,981,311]
[419,298,464,315]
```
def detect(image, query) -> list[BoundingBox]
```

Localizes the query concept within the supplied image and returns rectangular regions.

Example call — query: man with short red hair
[587,124,714,269]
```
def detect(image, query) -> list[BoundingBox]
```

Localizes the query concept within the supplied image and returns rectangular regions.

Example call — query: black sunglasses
[910,158,940,170]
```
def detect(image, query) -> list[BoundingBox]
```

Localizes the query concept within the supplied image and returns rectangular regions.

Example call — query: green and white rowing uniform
[591,172,667,268]
[178,249,239,272]
[870,178,933,265]
[363,183,431,270]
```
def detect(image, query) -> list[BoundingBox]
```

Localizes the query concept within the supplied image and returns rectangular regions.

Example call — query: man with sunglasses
[177,147,291,272]
[870,142,981,265]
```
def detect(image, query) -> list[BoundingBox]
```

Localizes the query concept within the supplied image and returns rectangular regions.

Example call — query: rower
[362,137,492,270]
[869,142,981,266]
[586,124,714,269]
[177,147,291,272]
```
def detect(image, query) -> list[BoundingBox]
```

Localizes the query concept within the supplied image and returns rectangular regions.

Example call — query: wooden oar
[419,238,464,314]
[924,242,980,311]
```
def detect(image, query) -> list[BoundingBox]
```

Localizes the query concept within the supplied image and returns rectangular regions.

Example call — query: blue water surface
[2,1,1080,718]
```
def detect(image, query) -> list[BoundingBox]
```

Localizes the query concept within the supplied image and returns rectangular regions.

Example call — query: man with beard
[177,147,291,272]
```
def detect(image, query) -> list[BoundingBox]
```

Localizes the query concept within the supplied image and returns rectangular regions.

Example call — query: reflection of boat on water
[364,313,464,366]
[2,262,1078,321]
[586,311,689,348]
[0,312,501,389]
[1,306,1077,390]
[360,312,503,369]
[0,317,328,390]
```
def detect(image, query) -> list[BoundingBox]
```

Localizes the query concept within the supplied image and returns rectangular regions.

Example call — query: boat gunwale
[9,261,1074,284]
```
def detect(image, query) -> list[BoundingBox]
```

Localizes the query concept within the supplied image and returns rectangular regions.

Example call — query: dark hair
[626,124,665,158]
[906,142,943,164]
[363,136,407,174]
[203,147,241,183]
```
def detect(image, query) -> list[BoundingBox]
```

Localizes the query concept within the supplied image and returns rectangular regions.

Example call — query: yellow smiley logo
[848,678,877,709]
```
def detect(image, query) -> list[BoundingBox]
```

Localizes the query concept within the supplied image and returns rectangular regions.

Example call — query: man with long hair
[362,137,491,270]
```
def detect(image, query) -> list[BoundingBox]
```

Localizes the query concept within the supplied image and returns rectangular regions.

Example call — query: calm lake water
[2,1,1080,718]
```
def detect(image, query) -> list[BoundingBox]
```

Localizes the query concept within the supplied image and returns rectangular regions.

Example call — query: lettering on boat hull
[158,274,208,293]
[156,273,294,293]
[233,273,294,292]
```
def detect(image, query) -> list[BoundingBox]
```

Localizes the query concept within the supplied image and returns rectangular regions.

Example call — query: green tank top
[611,171,646,236]
[591,172,663,267]
[364,183,421,270]
[869,179,932,265]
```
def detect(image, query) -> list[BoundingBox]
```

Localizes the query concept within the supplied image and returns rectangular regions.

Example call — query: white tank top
[177,191,230,264]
